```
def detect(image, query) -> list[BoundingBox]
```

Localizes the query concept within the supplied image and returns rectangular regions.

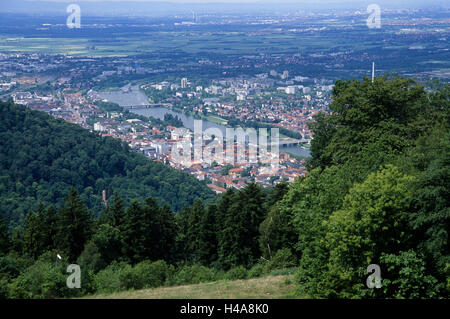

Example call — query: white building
[181,77,188,89]
[94,122,106,132]
[285,86,296,94]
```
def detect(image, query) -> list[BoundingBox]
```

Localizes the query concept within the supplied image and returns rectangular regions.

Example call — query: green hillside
[0,102,214,226]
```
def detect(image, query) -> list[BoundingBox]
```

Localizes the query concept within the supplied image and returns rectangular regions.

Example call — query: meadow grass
[84,275,298,299]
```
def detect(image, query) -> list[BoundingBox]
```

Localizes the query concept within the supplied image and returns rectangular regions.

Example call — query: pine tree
[141,197,160,261]
[174,206,191,262]
[218,184,266,269]
[216,189,236,268]
[41,206,58,252]
[186,199,205,263]
[23,204,58,259]
[197,203,219,266]
[109,192,126,228]
[23,211,41,259]
[0,214,9,255]
[55,188,93,262]
[154,204,177,262]
[121,200,144,264]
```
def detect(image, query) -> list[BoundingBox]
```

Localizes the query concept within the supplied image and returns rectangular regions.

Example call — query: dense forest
[0,76,449,299]
[0,101,215,227]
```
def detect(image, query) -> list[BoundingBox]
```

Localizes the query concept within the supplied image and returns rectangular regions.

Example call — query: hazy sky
[24,0,446,3]
[4,0,446,16]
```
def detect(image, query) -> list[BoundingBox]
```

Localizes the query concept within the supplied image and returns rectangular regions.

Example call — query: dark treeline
[0,182,294,298]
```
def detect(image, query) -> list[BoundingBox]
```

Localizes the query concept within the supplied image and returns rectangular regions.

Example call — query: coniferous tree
[22,203,58,259]
[218,184,266,269]
[121,197,161,264]
[55,188,93,262]
[23,211,41,259]
[0,215,9,255]
[186,199,205,263]
[197,203,219,266]
[154,204,177,262]
[109,192,126,228]
[41,206,58,252]
[215,188,235,229]
[174,206,191,262]
[121,200,144,264]
[141,197,160,261]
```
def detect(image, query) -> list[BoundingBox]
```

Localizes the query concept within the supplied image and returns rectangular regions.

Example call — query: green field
[85,275,297,299]
[205,115,228,125]
[0,30,402,57]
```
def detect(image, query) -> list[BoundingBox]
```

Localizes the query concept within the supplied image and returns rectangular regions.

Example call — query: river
[99,86,310,157]
[130,107,311,158]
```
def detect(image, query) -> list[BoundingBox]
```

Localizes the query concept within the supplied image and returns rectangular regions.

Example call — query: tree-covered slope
[270,76,450,298]
[0,102,214,225]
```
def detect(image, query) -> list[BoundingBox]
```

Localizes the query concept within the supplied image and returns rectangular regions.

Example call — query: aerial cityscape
[0,0,448,306]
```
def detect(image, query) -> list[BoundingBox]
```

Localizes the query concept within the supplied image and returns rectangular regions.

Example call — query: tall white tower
[372,62,375,83]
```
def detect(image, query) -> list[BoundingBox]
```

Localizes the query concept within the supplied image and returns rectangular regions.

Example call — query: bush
[77,241,105,274]
[118,263,139,291]
[0,276,9,299]
[378,250,441,298]
[248,263,267,278]
[94,260,175,294]
[93,261,130,293]
[224,266,248,280]
[7,251,78,299]
[132,260,172,289]
[0,252,34,279]
[169,264,217,286]
[266,248,297,272]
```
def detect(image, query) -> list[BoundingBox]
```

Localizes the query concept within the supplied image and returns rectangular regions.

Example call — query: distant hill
[0,101,214,226]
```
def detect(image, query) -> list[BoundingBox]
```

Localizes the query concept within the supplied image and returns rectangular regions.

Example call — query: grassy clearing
[205,115,228,125]
[85,275,298,299]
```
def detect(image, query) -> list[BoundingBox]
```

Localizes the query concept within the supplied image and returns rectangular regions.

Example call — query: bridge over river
[122,103,172,109]
[275,137,309,146]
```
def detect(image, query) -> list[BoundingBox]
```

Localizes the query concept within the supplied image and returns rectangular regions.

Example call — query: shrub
[93,261,130,293]
[0,276,9,299]
[77,241,105,274]
[7,251,77,299]
[94,260,177,294]
[0,252,34,279]
[169,264,217,286]
[378,250,441,298]
[132,260,171,289]
[248,263,267,278]
[118,263,139,291]
[224,266,248,280]
[266,248,297,272]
